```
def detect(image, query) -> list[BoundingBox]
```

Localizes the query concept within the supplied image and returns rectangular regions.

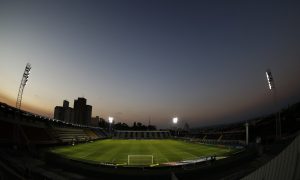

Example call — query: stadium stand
[114,130,171,139]
[49,127,90,143]
[91,128,107,138]
[84,129,98,139]
[0,101,299,179]
[22,125,56,144]
[242,133,300,180]
[0,102,107,145]
[0,121,14,143]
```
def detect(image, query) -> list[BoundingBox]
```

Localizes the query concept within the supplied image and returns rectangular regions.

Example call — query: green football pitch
[50,139,234,165]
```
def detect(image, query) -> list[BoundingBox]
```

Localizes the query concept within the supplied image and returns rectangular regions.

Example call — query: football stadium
[1,1,300,180]
[1,101,300,179]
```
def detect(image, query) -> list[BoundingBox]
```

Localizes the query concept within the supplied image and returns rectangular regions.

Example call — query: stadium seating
[49,127,90,143]
[242,133,300,180]
[114,130,171,139]
[0,103,108,145]
[0,120,57,144]
[22,125,56,144]
[90,128,107,138]
[0,121,14,143]
[84,129,98,139]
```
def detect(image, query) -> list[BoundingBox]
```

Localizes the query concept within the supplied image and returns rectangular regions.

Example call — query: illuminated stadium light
[265,69,281,139]
[108,116,114,124]
[266,70,274,90]
[108,116,114,136]
[173,117,178,124]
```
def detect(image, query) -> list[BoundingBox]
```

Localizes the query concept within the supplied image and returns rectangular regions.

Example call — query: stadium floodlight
[108,116,114,137]
[172,117,178,124]
[16,63,32,110]
[266,70,274,90]
[172,117,179,137]
[265,69,281,139]
[108,116,114,124]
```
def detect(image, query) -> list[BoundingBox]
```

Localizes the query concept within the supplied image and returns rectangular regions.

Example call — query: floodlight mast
[266,70,275,90]
[245,122,249,145]
[16,63,31,110]
[172,117,178,124]
[108,116,114,136]
[266,69,281,139]
[172,117,179,136]
[108,117,114,124]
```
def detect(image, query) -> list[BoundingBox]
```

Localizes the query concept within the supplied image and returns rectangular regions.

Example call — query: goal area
[127,155,154,166]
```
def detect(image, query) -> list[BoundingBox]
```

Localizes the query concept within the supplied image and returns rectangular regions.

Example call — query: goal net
[127,155,154,166]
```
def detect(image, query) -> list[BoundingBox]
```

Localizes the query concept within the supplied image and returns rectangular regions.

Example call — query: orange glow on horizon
[0,92,52,117]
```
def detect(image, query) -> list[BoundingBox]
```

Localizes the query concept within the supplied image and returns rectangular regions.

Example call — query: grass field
[50,139,234,165]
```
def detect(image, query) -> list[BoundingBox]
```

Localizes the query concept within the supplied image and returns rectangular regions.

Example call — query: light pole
[173,117,178,137]
[245,122,249,145]
[15,63,31,147]
[108,116,114,137]
[16,63,31,110]
[266,69,281,139]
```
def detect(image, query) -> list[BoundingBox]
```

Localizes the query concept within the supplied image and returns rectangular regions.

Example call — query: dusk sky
[1,0,300,128]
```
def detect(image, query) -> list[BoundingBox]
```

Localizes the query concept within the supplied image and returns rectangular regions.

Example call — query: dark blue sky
[1,0,300,128]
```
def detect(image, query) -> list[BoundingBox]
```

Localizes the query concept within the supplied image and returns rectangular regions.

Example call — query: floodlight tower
[16,63,31,110]
[108,116,114,136]
[245,122,249,145]
[266,70,275,91]
[266,69,281,139]
[173,117,178,136]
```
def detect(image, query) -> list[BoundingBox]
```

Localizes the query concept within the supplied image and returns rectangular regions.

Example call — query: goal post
[127,155,154,165]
